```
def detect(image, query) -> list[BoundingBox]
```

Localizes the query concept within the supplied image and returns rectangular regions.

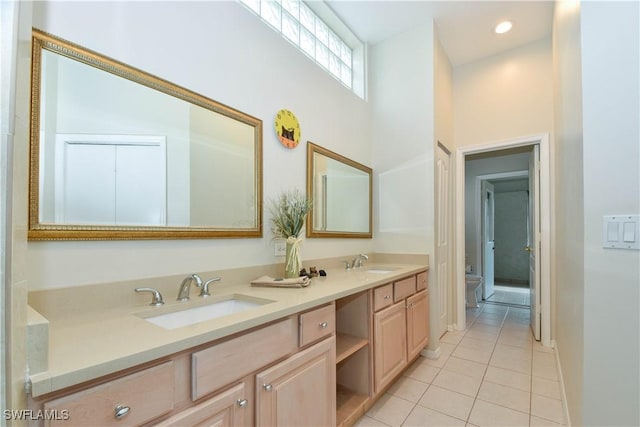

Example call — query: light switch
[607,222,620,241]
[603,215,640,250]
[623,222,636,243]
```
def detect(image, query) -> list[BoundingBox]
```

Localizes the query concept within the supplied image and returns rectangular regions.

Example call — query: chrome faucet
[135,287,165,306]
[177,274,204,301]
[199,277,222,298]
[343,254,369,270]
[352,253,369,268]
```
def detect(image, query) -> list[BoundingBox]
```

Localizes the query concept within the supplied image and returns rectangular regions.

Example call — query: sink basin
[365,267,400,274]
[141,294,273,330]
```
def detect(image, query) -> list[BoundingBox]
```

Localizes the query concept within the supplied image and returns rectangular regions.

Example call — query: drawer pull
[114,405,130,419]
[263,384,273,392]
[319,321,328,329]
[384,295,391,299]
[237,399,248,408]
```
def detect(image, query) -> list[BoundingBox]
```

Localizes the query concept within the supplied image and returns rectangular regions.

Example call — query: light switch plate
[603,215,640,250]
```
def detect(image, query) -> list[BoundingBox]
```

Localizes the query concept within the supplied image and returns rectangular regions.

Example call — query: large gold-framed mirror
[306,142,372,238]
[29,29,262,240]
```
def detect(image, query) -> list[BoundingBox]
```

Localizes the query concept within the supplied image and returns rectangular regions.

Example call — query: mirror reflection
[306,142,372,238]
[29,29,262,240]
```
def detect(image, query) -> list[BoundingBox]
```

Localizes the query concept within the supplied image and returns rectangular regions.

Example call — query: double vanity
[27,256,429,427]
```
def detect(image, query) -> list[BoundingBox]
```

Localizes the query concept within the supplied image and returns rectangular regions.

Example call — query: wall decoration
[274,109,301,149]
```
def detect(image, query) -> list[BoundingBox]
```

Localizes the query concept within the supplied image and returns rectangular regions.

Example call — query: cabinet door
[256,337,336,427]
[156,382,250,427]
[373,301,407,393]
[406,291,429,361]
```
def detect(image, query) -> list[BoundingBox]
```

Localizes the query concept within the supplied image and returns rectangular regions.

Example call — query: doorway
[455,134,551,346]
[479,172,531,307]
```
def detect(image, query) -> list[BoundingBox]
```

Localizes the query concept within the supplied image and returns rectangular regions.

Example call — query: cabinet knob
[237,399,248,408]
[263,384,273,392]
[319,321,328,329]
[384,295,391,299]
[114,405,130,419]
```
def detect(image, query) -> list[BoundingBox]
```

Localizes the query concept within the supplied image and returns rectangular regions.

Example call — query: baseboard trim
[421,346,441,360]
[552,339,572,426]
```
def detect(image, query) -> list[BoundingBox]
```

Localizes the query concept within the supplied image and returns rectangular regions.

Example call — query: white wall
[28,1,374,289]
[454,38,553,148]
[580,2,639,425]
[552,1,584,424]
[370,23,435,254]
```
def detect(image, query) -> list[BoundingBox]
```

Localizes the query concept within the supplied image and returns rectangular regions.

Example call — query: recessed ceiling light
[494,21,513,34]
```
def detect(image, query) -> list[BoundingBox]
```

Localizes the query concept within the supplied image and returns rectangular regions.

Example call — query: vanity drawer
[43,361,174,427]
[299,303,335,347]
[416,271,428,291]
[394,276,417,302]
[192,318,295,400]
[373,284,394,312]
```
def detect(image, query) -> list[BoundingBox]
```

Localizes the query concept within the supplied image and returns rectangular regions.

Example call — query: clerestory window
[239,0,365,98]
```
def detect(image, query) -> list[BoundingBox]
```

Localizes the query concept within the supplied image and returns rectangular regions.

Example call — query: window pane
[341,43,352,65]
[281,0,299,18]
[300,27,315,57]
[261,0,281,29]
[341,63,352,87]
[282,12,299,44]
[329,52,341,77]
[300,3,315,31]
[315,19,328,45]
[316,43,329,68]
[328,31,341,55]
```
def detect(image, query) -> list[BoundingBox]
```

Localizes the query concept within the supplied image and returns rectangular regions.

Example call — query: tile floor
[354,303,566,427]
[485,285,531,307]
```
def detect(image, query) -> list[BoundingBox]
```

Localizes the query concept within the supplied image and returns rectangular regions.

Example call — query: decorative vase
[284,237,302,278]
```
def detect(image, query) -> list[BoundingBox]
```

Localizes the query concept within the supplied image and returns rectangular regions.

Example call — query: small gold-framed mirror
[306,142,372,238]
[29,29,262,240]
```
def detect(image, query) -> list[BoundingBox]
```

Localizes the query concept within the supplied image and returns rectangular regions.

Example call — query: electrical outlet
[274,241,286,257]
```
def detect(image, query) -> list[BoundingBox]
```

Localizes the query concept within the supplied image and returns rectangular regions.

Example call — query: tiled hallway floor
[354,303,566,427]
[485,285,531,307]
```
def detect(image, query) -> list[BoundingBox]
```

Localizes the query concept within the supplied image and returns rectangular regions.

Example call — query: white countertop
[28,261,428,397]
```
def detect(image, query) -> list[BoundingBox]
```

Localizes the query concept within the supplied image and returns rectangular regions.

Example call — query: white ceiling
[326,1,555,67]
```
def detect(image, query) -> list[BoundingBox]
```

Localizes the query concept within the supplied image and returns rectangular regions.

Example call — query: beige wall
[5,0,32,414]
[454,38,553,148]
[552,1,584,425]
[580,2,639,425]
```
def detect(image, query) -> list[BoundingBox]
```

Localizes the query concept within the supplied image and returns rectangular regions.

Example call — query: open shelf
[337,384,369,427]
[336,333,369,364]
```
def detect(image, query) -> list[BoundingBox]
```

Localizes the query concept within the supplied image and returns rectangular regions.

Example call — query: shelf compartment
[336,384,369,427]
[336,333,369,364]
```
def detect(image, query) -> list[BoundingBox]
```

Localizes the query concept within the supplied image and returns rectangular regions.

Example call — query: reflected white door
[481,181,495,299]
[55,134,166,225]
[528,146,541,340]
[436,143,451,337]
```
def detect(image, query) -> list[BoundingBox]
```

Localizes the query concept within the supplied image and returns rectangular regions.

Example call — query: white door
[528,146,541,340]
[435,143,451,337]
[481,181,495,299]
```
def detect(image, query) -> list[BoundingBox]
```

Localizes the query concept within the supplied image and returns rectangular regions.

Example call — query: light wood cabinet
[406,290,429,361]
[372,271,430,394]
[373,301,407,392]
[156,381,251,427]
[256,336,336,427]
[43,362,174,427]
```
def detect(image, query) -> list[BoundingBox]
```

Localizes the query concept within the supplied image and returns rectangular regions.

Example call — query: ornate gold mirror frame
[306,142,372,238]
[29,29,263,240]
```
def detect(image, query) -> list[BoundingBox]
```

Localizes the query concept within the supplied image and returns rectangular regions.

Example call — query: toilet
[465,274,483,308]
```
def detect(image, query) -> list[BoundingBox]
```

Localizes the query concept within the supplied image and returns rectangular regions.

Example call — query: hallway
[355,303,566,426]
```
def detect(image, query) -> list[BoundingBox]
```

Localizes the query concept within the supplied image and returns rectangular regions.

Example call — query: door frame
[455,133,551,346]
[476,170,529,300]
